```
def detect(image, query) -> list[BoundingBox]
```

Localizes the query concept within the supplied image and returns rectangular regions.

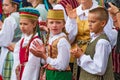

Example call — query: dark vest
[80,33,114,80]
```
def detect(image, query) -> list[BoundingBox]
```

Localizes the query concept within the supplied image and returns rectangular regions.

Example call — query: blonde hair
[89,7,109,22]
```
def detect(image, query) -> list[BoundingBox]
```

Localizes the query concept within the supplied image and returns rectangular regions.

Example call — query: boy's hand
[71,44,83,58]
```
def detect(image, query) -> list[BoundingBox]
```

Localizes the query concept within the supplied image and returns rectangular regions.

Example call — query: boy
[71,7,114,80]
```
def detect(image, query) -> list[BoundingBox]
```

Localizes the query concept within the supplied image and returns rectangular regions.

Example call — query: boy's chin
[90,30,93,32]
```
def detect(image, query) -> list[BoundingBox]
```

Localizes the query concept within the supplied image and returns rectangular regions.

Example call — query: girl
[30,9,72,80]
[11,7,43,80]
[0,0,21,80]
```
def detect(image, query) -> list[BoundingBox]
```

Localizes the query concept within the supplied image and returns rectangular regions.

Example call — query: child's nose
[53,23,57,27]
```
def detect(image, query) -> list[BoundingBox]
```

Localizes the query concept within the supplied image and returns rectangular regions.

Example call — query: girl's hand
[7,43,15,52]
[30,40,47,60]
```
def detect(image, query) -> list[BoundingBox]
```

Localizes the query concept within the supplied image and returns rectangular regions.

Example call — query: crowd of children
[0,0,120,80]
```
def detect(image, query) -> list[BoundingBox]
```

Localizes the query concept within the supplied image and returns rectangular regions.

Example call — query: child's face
[20,18,36,36]
[88,13,105,34]
[2,0,16,14]
[47,19,65,35]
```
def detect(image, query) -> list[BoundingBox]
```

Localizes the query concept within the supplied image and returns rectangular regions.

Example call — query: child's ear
[101,20,107,28]
[33,21,37,28]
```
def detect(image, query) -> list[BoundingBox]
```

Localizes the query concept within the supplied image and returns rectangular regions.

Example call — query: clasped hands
[70,44,84,58]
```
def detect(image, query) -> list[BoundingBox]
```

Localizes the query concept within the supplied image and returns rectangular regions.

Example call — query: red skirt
[0,75,2,80]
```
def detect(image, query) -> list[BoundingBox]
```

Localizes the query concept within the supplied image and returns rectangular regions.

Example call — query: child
[30,9,72,80]
[71,7,114,80]
[11,7,43,80]
[0,0,21,80]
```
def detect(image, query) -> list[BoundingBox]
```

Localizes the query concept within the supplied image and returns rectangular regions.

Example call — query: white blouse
[46,32,71,71]
[11,33,42,80]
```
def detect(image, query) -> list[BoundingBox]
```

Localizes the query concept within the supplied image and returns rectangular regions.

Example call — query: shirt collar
[49,32,66,45]
[91,31,105,39]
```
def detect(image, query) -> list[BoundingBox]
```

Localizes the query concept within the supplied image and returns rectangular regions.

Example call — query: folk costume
[65,0,118,79]
[77,32,114,80]
[44,10,72,80]
[11,7,43,80]
[0,0,21,80]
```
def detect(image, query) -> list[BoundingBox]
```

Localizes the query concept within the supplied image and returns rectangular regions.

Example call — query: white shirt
[77,33,111,75]
[46,32,71,71]
[0,12,19,75]
[11,33,42,80]
[0,12,19,46]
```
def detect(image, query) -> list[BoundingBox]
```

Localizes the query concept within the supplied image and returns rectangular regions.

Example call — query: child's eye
[49,21,54,24]
[88,21,95,23]
[20,23,28,25]
[20,23,22,25]
[56,21,61,24]
[91,21,96,23]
